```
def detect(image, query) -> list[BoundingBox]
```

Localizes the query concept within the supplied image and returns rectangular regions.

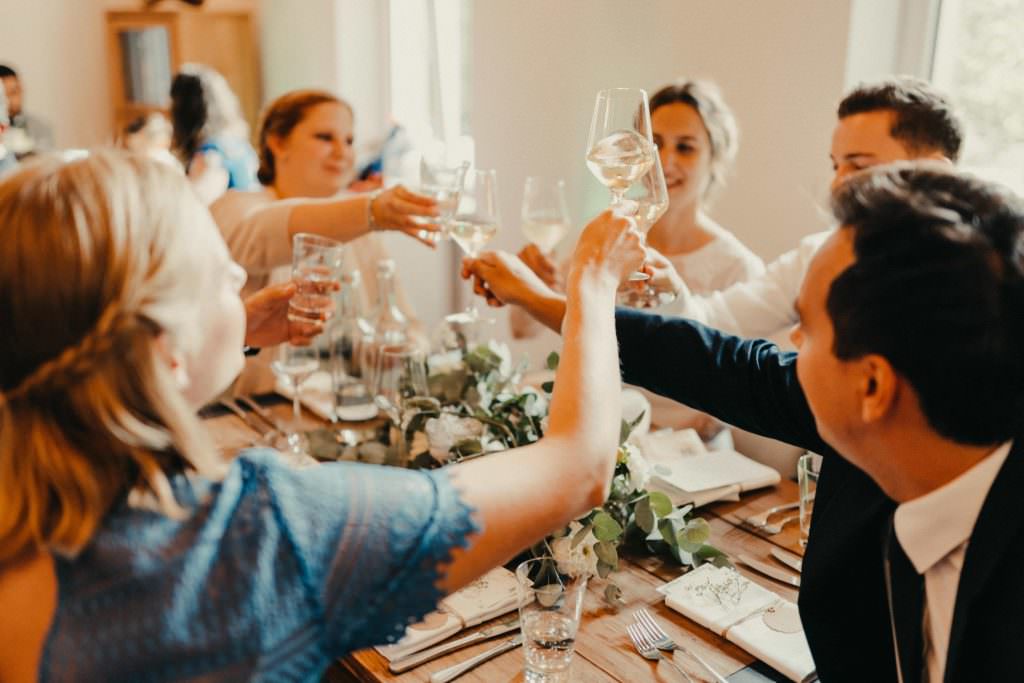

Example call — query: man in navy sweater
[464,164,1024,682]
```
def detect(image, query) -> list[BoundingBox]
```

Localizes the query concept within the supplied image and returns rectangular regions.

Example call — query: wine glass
[271,343,320,461]
[585,88,656,207]
[619,150,669,282]
[373,343,430,424]
[449,168,500,320]
[521,176,571,255]
[420,156,469,235]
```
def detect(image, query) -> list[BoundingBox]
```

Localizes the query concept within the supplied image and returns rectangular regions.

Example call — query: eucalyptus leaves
[402,343,727,601]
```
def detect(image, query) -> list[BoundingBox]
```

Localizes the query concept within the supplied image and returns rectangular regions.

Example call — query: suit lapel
[944,439,1024,679]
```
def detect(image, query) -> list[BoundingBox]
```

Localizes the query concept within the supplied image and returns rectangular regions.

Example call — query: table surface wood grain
[205,398,806,683]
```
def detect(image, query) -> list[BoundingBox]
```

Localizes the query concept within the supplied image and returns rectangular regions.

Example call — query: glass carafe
[328,269,378,421]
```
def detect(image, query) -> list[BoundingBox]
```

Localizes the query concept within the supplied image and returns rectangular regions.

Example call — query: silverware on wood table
[388,619,520,674]
[770,547,804,573]
[635,608,729,683]
[428,634,522,683]
[737,554,801,588]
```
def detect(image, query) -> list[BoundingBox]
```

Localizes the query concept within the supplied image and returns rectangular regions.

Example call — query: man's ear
[860,354,897,424]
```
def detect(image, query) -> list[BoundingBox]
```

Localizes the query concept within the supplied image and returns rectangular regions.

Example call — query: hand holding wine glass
[616,150,669,282]
[450,168,500,322]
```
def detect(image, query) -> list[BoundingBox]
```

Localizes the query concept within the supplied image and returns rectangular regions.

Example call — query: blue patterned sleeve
[256,454,479,654]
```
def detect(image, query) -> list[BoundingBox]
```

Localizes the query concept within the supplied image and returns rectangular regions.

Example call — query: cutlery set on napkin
[375,567,522,676]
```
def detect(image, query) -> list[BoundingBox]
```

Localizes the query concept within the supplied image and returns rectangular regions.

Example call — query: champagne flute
[521,176,571,254]
[585,88,656,207]
[449,168,500,320]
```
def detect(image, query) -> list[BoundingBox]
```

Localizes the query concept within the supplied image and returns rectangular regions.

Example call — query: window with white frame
[931,0,1024,194]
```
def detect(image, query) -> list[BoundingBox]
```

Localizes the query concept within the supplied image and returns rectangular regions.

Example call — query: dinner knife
[428,634,523,683]
[737,554,800,588]
[388,619,520,674]
[770,547,804,573]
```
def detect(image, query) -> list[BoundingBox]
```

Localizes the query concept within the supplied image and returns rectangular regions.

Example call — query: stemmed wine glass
[586,88,657,279]
[618,154,670,302]
[271,233,344,461]
[373,344,430,423]
[420,155,469,236]
[521,176,571,254]
[449,168,500,321]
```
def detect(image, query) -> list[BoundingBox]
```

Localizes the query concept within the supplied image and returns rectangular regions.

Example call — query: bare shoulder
[0,552,56,682]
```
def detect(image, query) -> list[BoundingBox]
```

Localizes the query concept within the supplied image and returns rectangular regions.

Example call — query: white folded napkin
[375,566,520,662]
[638,436,780,508]
[275,370,378,421]
[659,564,815,682]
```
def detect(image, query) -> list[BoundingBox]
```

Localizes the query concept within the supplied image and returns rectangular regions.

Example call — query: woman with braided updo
[0,150,641,681]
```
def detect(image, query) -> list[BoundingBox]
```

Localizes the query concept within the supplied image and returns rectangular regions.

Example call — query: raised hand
[567,210,645,286]
[461,250,556,308]
[243,280,333,348]
[370,185,440,247]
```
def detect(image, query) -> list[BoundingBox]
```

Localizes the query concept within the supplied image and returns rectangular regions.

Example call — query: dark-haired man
[500,77,966,342]
[0,64,53,159]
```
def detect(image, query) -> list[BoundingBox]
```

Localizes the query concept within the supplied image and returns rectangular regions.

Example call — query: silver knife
[388,619,520,674]
[738,554,800,588]
[770,547,804,573]
[429,635,523,683]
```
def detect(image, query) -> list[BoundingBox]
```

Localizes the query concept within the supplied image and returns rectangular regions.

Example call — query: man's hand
[618,246,684,308]
[461,250,558,308]
[517,244,561,288]
[243,281,332,348]
[568,210,645,286]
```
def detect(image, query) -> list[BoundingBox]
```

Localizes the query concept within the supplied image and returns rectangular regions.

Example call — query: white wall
[469,0,853,266]
[0,0,256,148]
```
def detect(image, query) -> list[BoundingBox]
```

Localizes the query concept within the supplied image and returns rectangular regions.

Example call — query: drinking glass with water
[515,556,588,683]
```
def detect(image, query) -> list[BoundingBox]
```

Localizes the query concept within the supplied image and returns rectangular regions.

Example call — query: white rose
[521,386,548,418]
[623,443,651,491]
[425,413,484,463]
[428,349,464,375]
[550,521,600,577]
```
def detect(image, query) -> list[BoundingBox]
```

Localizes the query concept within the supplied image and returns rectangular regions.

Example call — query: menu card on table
[375,566,520,662]
[658,564,815,682]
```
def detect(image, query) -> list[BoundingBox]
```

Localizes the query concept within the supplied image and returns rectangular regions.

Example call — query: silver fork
[635,609,729,683]
[626,623,694,682]
[740,500,800,529]
[236,395,284,440]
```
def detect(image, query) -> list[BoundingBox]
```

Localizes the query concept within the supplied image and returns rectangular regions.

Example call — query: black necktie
[884,513,925,683]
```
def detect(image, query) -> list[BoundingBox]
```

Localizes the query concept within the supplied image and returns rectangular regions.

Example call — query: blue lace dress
[39,449,477,682]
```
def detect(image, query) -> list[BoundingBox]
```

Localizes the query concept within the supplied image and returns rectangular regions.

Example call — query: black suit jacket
[614,308,1024,683]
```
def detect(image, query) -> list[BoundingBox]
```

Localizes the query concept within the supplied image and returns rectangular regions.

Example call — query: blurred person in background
[0,64,54,160]
[119,113,178,169]
[170,63,260,204]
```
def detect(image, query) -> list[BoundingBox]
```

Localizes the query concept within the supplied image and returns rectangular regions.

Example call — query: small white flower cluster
[550,521,600,577]
[424,413,485,463]
[622,442,651,491]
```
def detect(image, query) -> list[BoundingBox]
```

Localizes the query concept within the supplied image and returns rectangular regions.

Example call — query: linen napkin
[639,433,780,508]
[658,564,815,682]
[275,370,378,421]
[375,566,520,662]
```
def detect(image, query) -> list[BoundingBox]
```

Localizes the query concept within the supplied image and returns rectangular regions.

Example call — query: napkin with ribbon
[658,564,815,682]
[375,566,520,662]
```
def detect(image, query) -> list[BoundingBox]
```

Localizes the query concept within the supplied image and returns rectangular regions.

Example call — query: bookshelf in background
[106,8,259,136]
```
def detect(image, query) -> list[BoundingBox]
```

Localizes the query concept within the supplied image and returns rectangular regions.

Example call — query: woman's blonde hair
[0,151,226,563]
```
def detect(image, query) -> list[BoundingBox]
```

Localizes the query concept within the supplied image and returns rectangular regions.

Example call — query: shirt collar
[894,441,1012,574]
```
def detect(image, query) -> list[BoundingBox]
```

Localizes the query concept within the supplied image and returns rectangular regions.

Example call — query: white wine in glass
[521,176,571,254]
[619,148,669,282]
[585,88,656,205]
[450,168,500,320]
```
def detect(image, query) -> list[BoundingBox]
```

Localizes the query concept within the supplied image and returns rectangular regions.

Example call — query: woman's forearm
[286,195,373,244]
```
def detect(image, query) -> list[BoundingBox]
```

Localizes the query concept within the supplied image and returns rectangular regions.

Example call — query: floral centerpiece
[399,340,729,601]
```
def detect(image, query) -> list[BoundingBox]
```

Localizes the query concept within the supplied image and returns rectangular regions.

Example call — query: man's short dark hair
[0,65,16,79]
[839,78,964,162]
[828,163,1024,445]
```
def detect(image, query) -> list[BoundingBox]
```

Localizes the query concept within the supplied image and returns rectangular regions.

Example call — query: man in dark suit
[465,164,1024,682]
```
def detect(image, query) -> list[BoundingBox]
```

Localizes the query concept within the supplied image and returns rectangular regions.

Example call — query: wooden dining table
[205,397,808,683]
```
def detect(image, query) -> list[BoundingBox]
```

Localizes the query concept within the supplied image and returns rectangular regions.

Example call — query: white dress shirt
[894,441,1012,683]
[671,229,831,340]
